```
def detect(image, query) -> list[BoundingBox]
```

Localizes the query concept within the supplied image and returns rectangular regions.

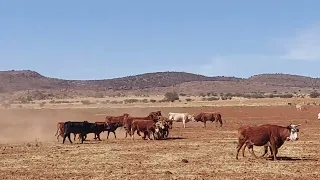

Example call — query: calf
[63,121,106,144]
[193,112,223,127]
[236,124,300,161]
[130,119,156,140]
[154,120,171,140]
[104,122,123,139]
[157,116,173,138]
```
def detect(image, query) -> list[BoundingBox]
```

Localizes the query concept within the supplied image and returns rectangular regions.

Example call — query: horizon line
[0,69,318,81]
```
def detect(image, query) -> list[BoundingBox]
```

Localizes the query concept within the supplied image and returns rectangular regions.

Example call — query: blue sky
[1,0,320,80]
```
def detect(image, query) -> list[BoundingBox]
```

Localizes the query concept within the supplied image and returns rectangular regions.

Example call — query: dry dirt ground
[0,105,320,179]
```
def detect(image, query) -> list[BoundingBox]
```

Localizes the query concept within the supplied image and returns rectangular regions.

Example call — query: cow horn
[297,124,302,126]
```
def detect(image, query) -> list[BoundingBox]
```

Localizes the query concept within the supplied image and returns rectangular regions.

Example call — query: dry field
[1,102,320,179]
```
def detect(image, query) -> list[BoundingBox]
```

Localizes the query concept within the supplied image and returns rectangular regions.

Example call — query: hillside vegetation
[0,70,319,100]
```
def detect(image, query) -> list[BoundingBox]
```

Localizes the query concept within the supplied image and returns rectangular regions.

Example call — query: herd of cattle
[55,110,302,161]
[55,111,223,143]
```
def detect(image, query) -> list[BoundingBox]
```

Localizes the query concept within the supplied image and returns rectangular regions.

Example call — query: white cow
[296,104,307,111]
[318,113,320,120]
[168,112,195,128]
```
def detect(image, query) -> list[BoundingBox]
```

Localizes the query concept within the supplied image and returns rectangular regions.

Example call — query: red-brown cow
[236,124,300,161]
[193,112,223,127]
[149,110,162,117]
[123,112,162,138]
[130,119,156,140]
[105,113,130,125]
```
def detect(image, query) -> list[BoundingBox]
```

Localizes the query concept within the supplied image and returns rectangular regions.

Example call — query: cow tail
[55,124,59,136]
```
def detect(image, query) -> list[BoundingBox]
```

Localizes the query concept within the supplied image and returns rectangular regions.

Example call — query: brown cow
[193,112,223,127]
[105,113,130,125]
[55,122,87,142]
[130,119,157,140]
[236,124,300,161]
[149,110,162,117]
[123,112,162,138]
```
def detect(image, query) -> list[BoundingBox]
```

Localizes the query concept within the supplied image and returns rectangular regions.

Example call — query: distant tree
[164,91,179,102]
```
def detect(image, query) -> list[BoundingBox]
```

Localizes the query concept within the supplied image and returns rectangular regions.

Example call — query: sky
[1,0,320,80]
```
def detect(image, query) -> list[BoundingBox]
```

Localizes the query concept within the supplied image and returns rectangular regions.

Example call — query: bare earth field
[1,103,320,179]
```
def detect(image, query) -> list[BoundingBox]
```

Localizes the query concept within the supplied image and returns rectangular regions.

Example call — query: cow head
[286,124,301,141]
[166,120,173,129]
[318,113,320,120]
[188,114,196,122]
[155,121,165,133]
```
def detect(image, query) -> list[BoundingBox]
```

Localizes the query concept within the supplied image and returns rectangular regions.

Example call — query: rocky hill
[0,70,319,96]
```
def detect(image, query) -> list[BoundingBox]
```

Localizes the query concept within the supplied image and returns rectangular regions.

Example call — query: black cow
[62,121,106,144]
[104,122,123,139]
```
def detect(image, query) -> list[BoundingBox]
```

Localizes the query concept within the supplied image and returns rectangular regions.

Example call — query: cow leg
[97,133,101,141]
[219,118,223,127]
[260,145,269,158]
[62,134,67,144]
[81,133,86,144]
[131,129,135,140]
[147,130,152,140]
[203,121,206,128]
[142,132,147,140]
[183,119,186,128]
[241,144,247,157]
[236,138,246,160]
[107,131,110,139]
[270,143,277,161]
[65,133,72,144]
[113,131,116,139]
[246,141,258,159]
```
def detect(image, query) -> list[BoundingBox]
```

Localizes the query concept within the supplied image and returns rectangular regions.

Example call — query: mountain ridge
[0,70,319,94]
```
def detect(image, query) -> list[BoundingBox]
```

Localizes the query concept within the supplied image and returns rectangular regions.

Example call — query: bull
[193,112,223,127]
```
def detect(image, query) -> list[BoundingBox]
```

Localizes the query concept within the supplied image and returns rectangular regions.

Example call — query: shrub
[140,99,149,103]
[267,94,275,98]
[310,91,320,98]
[81,100,92,105]
[124,99,139,104]
[158,99,169,103]
[185,98,193,102]
[279,94,294,98]
[110,100,122,104]
[164,92,179,102]
[221,96,228,100]
[100,100,110,104]
[39,102,46,107]
[150,99,157,103]
[179,93,187,96]
[250,93,265,99]
[93,92,104,98]
[207,97,219,101]
[19,97,30,104]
